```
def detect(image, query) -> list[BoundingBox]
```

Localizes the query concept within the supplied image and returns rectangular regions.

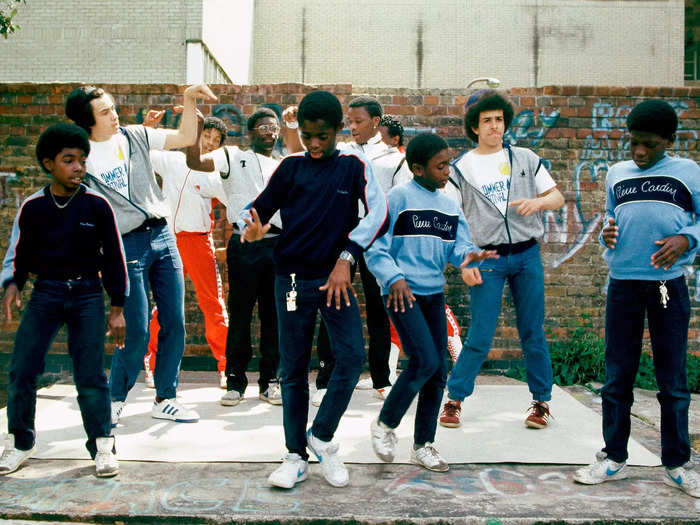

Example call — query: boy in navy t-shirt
[0,124,127,478]
[574,100,700,498]
[239,90,388,489]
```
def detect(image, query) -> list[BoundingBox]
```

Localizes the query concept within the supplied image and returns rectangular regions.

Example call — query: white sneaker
[267,453,309,489]
[374,386,391,400]
[370,418,397,462]
[111,401,125,428]
[144,356,155,389]
[260,384,282,405]
[220,390,242,406]
[151,398,199,423]
[573,451,628,484]
[355,378,373,390]
[411,443,449,472]
[311,388,326,407]
[94,436,119,478]
[0,435,35,475]
[306,429,349,487]
[219,371,227,389]
[664,465,700,498]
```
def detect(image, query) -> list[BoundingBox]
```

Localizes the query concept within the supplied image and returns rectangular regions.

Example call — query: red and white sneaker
[525,401,551,429]
[439,400,462,428]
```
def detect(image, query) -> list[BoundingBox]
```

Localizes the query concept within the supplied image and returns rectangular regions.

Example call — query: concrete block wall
[0,0,202,84]
[0,82,698,370]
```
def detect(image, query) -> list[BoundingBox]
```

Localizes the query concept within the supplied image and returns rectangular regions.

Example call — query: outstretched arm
[163,84,217,150]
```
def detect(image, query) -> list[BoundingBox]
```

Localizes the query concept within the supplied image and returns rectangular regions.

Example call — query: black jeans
[316,254,391,389]
[379,293,447,446]
[602,276,691,468]
[224,234,279,394]
[7,279,111,458]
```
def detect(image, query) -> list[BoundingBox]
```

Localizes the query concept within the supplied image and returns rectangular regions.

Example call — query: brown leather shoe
[525,401,551,429]
[439,400,462,428]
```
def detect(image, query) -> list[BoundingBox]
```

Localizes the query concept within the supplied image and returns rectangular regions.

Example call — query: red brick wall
[1,82,699,364]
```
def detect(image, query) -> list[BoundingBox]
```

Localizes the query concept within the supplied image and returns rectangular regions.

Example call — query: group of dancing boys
[0,83,698,497]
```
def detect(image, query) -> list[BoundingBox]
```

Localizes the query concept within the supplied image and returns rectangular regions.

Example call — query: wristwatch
[285,120,299,129]
[339,250,355,265]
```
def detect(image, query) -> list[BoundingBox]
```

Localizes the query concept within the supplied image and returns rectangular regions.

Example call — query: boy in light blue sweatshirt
[365,133,496,472]
[573,100,700,498]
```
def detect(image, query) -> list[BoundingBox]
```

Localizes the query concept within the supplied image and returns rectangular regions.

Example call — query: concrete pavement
[0,374,698,524]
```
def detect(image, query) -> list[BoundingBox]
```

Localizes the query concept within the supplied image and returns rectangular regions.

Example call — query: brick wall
[1,82,699,370]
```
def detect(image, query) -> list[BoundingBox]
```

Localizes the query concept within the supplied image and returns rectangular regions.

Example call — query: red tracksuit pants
[389,304,463,363]
[146,231,228,372]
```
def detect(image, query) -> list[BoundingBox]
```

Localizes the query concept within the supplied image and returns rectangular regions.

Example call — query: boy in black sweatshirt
[0,123,127,478]
[239,90,388,489]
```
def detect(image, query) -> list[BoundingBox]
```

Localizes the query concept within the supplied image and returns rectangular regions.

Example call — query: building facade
[0,0,689,88]
[0,0,244,84]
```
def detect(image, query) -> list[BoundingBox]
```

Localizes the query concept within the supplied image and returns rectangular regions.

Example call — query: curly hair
[463,89,514,143]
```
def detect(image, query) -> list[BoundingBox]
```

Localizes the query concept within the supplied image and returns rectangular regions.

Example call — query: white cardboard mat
[0,382,660,466]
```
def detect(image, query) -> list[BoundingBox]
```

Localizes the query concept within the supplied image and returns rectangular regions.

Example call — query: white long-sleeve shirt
[337,133,412,194]
[149,150,219,234]
[193,146,282,231]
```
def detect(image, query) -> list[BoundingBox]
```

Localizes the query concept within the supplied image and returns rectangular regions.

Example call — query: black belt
[482,238,537,256]
[128,217,167,233]
[36,274,99,283]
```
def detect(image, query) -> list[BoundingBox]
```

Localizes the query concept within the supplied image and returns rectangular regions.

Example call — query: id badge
[286,290,297,311]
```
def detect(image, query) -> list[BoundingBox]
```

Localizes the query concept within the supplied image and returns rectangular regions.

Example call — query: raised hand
[183,84,217,103]
[282,105,298,125]
[240,208,271,243]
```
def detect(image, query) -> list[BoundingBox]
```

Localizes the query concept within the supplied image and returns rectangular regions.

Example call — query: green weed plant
[505,315,700,393]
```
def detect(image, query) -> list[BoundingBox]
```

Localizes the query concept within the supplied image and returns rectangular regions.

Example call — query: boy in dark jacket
[239,90,388,489]
[0,123,127,477]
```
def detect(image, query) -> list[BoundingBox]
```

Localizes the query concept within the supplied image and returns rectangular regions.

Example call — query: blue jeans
[380,293,447,446]
[275,275,365,460]
[447,243,552,402]
[110,221,185,401]
[7,279,111,458]
[602,277,691,468]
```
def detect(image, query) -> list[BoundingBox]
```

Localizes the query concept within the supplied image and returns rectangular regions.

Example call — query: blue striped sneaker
[664,466,700,498]
[306,429,349,487]
[151,398,199,423]
[268,453,308,489]
[573,451,628,484]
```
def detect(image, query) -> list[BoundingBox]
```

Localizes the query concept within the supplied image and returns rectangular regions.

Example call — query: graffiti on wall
[0,171,19,208]
[505,109,560,150]
[130,100,697,292]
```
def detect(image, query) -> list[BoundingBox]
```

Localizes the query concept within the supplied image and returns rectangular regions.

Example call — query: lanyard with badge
[286,273,297,311]
[659,281,669,308]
